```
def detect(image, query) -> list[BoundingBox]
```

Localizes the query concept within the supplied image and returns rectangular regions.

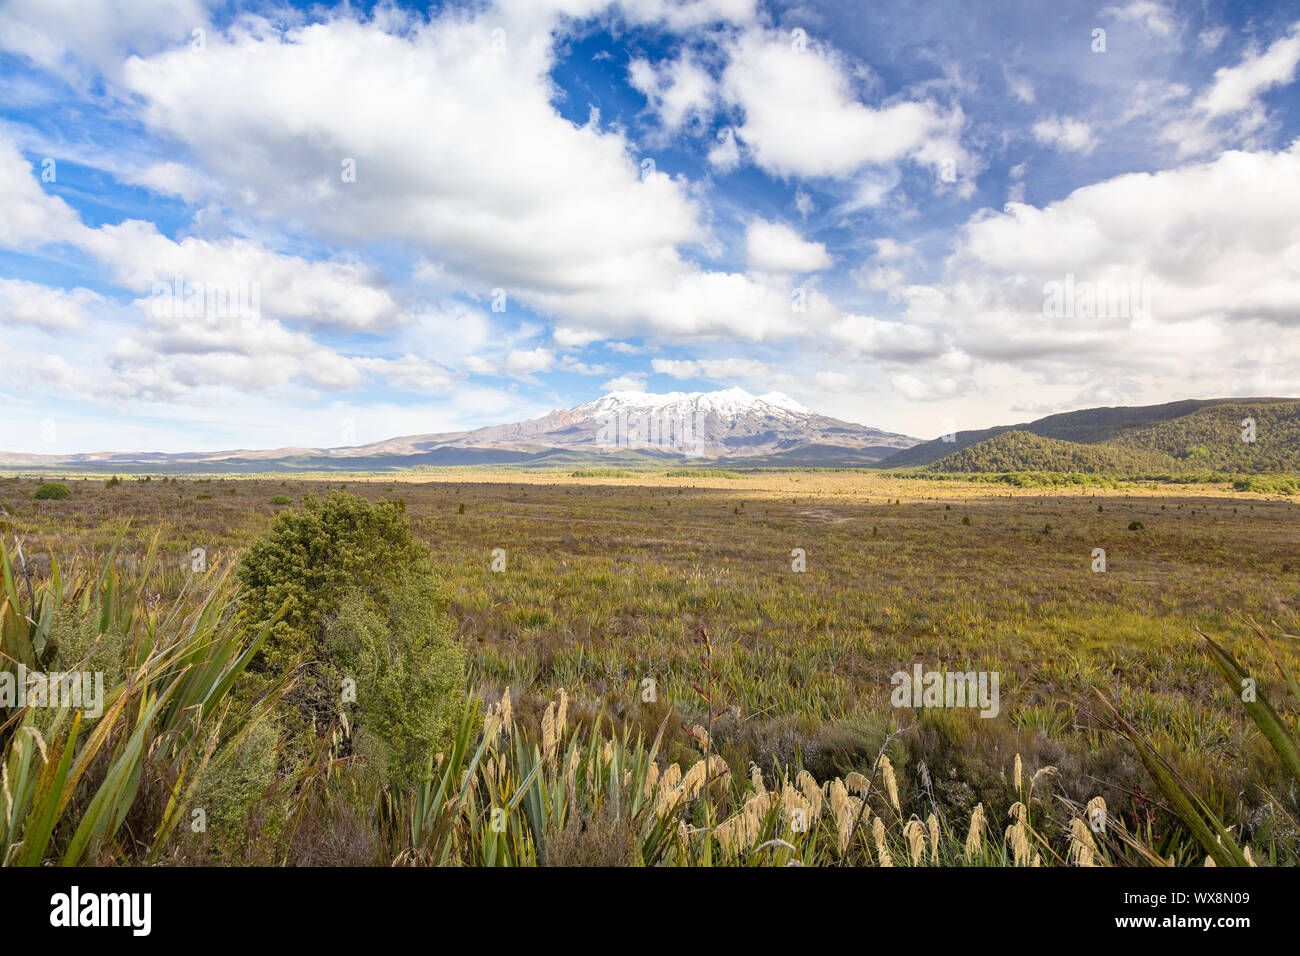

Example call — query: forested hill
[926,431,1178,473]
[878,398,1300,474]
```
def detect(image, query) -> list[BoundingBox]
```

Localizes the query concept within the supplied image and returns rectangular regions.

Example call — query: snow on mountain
[577,387,809,421]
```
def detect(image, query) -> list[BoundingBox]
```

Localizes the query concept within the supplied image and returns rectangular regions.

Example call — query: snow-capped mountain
[358,386,917,460]
[0,388,919,471]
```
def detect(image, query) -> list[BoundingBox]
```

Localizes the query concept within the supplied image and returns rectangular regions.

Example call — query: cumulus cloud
[118,16,721,335]
[1032,116,1096,154]
[0,137,85,248]
[745,218,832,273]
[628,52,716,132]
[503,347,556,377]
[1164,23,1300,155]
[899,145,1300,390]
[651,356,771,379]
[716,27,970,183]
[600,374,646,391]
[0,279,101,331]
[0,0,208,83]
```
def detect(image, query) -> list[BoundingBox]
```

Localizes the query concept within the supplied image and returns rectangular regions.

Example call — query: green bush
[187,714,283,861]
[323,575,464,790]
[269,495,293,505]
[664,469,745,479]
[33,482,71,500]
[1233,475,1300,495]
[237,492,464,781]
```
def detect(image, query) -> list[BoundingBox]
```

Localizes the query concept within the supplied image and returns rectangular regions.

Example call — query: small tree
[237,492,464,779]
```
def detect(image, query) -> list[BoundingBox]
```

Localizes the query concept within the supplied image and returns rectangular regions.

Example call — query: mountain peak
[580,386,809,418]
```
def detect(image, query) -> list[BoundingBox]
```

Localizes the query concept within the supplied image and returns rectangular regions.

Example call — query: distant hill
[878,398,1300,474]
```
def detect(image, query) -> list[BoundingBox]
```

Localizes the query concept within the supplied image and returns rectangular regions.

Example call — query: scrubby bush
[323,575,464,790]
[33,482,71,500]
[237,492,465,785]
[270,494,293,505]
[186,715,284,862]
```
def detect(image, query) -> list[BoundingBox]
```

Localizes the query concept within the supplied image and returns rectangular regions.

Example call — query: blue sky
[1,0,1299,453]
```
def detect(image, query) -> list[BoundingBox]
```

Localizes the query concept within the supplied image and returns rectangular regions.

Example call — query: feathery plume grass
[965,803,986,859]
[872,816,892,866]
[1005,802,1031,866]
[541,701,558,764]
[796,769,823,818]
[1069,817,1098,867]
[828,779,863,855]
[879,755,901,815]
[903,818,926,865]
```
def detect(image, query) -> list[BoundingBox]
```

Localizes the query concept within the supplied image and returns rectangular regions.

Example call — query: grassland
[2,468,1298,864]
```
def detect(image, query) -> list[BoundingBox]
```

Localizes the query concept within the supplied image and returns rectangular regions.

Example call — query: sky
[1,0,1299,454]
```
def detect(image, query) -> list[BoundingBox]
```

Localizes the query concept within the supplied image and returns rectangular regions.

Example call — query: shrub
[186,714,283,862]
[237,492,465,778]
[105,475,121,488]
[1128,520,1144,531]
[33,482,71,500]
[270,495,293,505]
[323,575,464,790]
[664,469,745,479]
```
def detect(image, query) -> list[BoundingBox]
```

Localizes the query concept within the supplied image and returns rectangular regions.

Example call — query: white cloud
[717,28,969,182]
[1164,23,1300,156]
[829,314,944,361]
[651,356,770,379]
[600,374,646,391]
[1032,116,1096,154]
[0,0,208,82]
[745,218,832,273]
[119,16,725,341]
[503,347,556,377]
[0,279,101,331]
[124,160,214,202]
[353,355,457,392]
[900,145,1300,388]
[553,326,604,348]
[1103,2,1175,38]
[1197,24,1300,117]
[794,187,815,218]
[628,53,716,132]
[707,126,741,171]
[0,137,85,248]
[1005,71,1035,104]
